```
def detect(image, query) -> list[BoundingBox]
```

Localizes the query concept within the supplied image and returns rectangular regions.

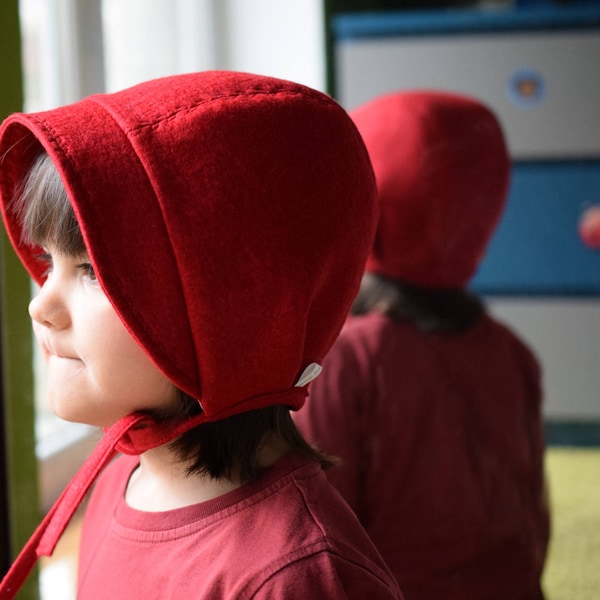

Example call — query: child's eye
[35,252,53,277]
[77,262,97,281]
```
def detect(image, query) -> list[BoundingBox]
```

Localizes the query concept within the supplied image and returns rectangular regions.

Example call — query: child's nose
[28,281,69,329]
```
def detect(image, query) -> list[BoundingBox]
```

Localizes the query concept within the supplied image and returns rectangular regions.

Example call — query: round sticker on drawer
[507,67,545,109]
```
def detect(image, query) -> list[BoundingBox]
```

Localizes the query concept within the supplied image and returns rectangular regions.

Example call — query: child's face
[28,247,179,427]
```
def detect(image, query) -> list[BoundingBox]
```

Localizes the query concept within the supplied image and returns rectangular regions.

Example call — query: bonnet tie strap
[0,413,148,599]
[0,386,302,598]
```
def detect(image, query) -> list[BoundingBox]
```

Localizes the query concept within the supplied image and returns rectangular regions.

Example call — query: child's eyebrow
[33,248,51,260]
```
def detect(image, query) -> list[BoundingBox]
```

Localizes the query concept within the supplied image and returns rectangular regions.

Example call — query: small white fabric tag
[294,362,323,387]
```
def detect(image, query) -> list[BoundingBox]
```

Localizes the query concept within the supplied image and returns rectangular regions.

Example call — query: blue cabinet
[472,160,600,294]
[333,5,600,295]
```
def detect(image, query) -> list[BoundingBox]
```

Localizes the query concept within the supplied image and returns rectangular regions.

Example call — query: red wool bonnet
[0,71,378,597]
[351,90,510,288]
[0,71,377,424]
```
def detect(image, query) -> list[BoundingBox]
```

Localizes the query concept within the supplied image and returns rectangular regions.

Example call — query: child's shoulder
[335,312,420,361]
[82,452,401,598]
[225,454,402,597]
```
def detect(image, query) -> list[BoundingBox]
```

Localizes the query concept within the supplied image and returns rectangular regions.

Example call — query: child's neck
[124,432,289,512]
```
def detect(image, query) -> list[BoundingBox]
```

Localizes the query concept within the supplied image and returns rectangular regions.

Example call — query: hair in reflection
[351,272,483,333]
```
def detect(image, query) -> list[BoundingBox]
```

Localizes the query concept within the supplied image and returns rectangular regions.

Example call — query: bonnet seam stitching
[127,89,335,134]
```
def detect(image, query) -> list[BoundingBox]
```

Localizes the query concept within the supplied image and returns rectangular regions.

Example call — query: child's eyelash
[32,253,97,280]
[76,262,97,279]
[35,251,52,263]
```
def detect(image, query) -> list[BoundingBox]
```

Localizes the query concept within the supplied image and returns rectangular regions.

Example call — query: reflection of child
[295,91,550,600]
[0,72,403,599]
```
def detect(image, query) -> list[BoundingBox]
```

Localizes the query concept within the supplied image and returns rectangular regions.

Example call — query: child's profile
[0,71,403,599]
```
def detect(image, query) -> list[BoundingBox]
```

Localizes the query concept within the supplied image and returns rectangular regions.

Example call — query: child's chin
[47,403,108,429]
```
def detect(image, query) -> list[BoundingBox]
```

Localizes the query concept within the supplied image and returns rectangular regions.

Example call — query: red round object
[579,206,600,249]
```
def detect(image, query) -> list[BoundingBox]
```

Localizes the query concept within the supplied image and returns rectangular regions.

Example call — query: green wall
[0,1,41,598]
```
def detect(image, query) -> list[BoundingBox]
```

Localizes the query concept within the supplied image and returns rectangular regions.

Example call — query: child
[0,71,403,599]
[295,91,550,599]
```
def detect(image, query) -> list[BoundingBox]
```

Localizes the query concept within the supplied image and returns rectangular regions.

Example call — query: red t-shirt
[295,312,549,600]
[77,452,403,599]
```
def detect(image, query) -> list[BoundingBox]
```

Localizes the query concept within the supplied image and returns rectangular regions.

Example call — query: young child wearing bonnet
[0,71,403,599]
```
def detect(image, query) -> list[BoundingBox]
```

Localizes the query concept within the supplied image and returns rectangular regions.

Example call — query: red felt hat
[351,90,510,288]
[0,71,377,597]
[0,71,377,422]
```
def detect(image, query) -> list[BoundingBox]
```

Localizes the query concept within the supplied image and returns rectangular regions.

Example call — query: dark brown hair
[14,151,85,254]
[15,152,333,482]
[351,272,484,333]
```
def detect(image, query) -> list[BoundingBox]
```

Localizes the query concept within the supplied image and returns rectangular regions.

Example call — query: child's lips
[43,342,86,374]
[39,337,79,362]
[47,353,87,378]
